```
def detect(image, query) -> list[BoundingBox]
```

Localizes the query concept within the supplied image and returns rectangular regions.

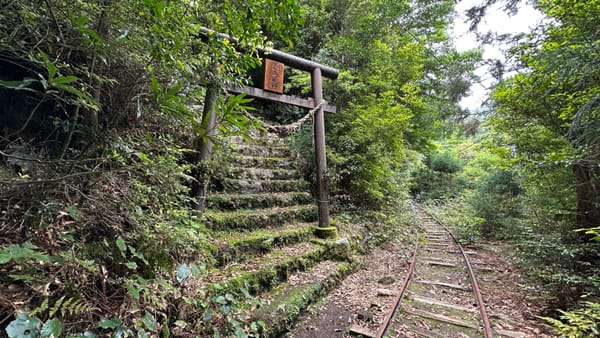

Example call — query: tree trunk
[191,84,218,213]
[573,149,600,231]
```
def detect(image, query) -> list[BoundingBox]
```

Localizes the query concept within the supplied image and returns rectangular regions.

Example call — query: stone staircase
[200,131,354,337]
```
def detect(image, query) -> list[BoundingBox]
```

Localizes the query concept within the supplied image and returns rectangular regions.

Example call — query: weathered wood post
[191,83,218,212]
[311,68,330,228]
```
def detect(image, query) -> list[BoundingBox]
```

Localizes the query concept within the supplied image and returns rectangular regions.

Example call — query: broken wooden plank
[422,248,476,255]
[489,313,521,327]
[495,329,526,338]
[410,295,478,313]
[423,246,453,252]
[424,240,448,243]
[424,241,451,246]
[423,260,457,267]
[404,308,480,329]
[472,264,495,272]
[415,279,472,291]
[424,234,447,238]
[357,309,374,322]
[377,288,396,296]
[397,322,447,338]
[348,324,376,338]
[422,247,452,253]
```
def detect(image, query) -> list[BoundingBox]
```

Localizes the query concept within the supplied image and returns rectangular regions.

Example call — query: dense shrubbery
[418,0,600,333]
[282,0,478,209]
[0,0,303,335]
[468,169,522,238]
[0,0,477,334]
[410,146,466,201]
[489,0,600,327]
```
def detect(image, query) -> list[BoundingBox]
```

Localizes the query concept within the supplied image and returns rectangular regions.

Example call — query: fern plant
[0,242,50,265]
[542,301,600,337]
[29,296,96,319]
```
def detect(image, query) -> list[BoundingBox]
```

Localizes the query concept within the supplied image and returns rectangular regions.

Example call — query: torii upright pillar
[312,68,330,229]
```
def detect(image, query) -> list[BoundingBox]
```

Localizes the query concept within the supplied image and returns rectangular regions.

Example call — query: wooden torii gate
[193,28,339,230]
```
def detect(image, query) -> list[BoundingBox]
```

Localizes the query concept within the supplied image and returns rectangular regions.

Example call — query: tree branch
[44,0,64,42]
[6,94,46,138]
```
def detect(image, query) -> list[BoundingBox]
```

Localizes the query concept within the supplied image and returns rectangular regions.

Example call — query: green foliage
[285,0,477,209]
[0,242,50,265]
[429,151,462,174]
[5,314,41,338]
[489,0,600,232]
[468,169,522,239]
[517,230,600,305]
[30,296,96,319]
[481,0,600,309]
[579,227,600,242]
[97,317,134,337]
[5,311,160,338]
[410,140,471,201]
[0,1,306,336]
[424,198,483,244]
[543,302,600,337]
[189,286,265,337]
[0,0,482,336]
[1,0,303,150]
[40,319,63,338]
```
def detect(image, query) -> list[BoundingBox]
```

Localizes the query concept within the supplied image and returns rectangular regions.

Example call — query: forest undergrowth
[2,0,599,336]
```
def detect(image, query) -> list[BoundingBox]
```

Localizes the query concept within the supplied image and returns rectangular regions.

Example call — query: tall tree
[491,0,600,229]
[287,0,479,207]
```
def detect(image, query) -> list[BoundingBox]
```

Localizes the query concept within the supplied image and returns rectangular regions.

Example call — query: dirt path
[285,220,554,337]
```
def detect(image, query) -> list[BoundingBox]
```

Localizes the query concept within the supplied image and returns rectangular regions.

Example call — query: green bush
[468,169,522,239]
[429,151,463,174]
[424,198,482,244]
[543,302,600,337]
[410,150,465,201]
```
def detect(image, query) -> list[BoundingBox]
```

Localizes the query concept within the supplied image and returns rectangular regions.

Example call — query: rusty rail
[444,223,493,338]
[375,231,419,338]
[376,209,493,338]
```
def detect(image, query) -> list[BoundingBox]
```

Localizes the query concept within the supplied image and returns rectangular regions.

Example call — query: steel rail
[376,209,494,338]
[443,225,494,338]
[375,230,419,338]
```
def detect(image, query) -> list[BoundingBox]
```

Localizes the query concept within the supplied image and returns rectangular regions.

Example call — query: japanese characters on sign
[263,58,284,93]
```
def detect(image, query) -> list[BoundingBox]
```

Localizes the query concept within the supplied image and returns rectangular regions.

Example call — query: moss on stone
[328,239,352,261]
[203,205,317,231]
[252,261,358,337]
[207,244,327,298]
[220,178,308,194]
[315,226,338,239]
[206,192,313,210]
[234,155,295,169]
[213,224,315,265]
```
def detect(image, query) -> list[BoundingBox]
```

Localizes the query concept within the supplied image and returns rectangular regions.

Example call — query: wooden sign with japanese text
[263,58,284,93]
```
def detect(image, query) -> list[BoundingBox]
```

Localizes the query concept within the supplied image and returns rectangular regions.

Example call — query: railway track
[375,209,493,338]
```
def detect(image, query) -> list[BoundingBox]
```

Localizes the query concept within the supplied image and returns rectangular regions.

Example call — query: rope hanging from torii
[241,99,329,137]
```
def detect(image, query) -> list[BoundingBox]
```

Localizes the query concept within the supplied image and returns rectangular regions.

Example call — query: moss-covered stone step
[230,133,287,147]
[206,192,313,210]
[201,242,327,296]
[233,144,293,158]
[203,205,318,231]
[211,222,317,265]
[251,260,357,337]
[219,178,308,194]
[233,155,296,169]
[227,167,301,181]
